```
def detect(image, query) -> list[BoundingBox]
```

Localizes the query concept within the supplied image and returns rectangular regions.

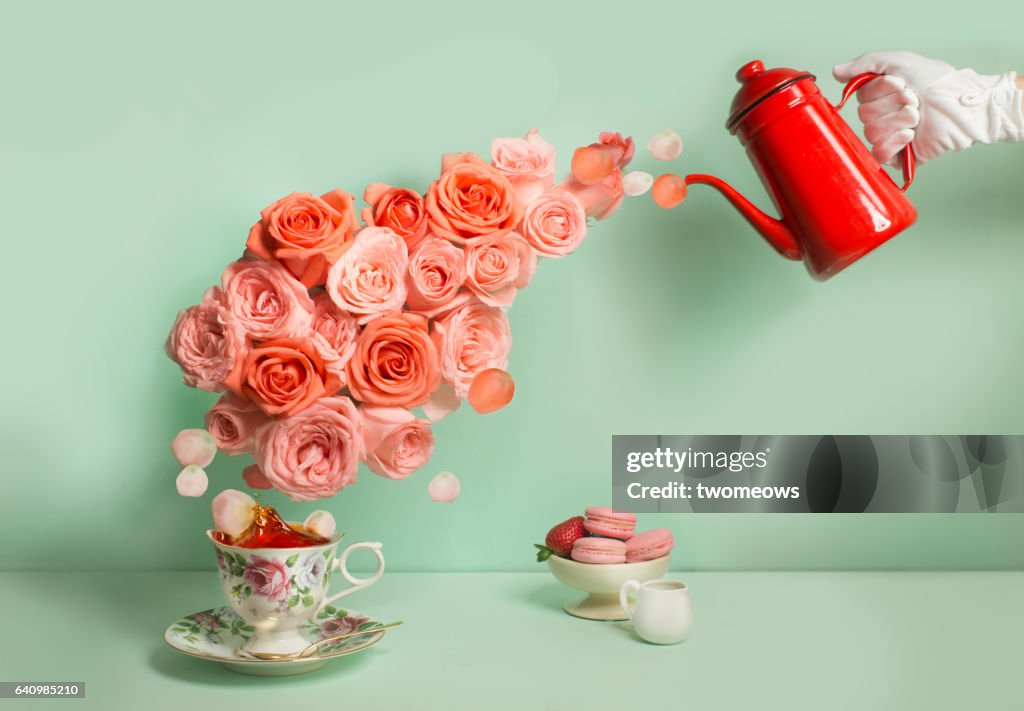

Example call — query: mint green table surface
[1,572,1020,710]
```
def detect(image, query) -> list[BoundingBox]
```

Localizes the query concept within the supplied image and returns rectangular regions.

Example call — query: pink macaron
[571,537,627,564]
[582,507,637,540]
[625,528,675,563]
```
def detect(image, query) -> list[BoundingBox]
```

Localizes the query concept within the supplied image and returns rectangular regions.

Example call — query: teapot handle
[836,72,916,192]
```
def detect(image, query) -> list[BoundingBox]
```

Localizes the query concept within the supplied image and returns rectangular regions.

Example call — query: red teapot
[686,60,917,280]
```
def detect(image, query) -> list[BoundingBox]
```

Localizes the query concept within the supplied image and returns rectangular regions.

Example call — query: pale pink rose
[205,393,267,455]
[221,258,314,340]
[254,396,363,501]
[431,302,512,399]
[405,237,468,314]
[360,406,435,480]
[521,191,589,257]
[310,291,358,381]
[243,555,291,602]
[325,227,409,324]
[490,128,556,205]
[465,232,537,308]
[165,286,245,392]
[560,170,623,222]
[361,184,429,251]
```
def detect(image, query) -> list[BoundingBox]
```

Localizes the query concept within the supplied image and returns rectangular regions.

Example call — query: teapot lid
[727,60,814,131]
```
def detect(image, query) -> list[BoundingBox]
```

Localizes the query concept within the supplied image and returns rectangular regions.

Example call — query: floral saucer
[163,605,386,676]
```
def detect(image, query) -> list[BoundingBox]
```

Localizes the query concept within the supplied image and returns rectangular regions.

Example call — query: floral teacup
[208,531,385,657]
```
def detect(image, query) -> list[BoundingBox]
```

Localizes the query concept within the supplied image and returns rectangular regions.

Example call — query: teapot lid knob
[736,60,765,82]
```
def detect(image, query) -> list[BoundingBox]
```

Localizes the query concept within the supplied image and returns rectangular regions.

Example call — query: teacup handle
[316,541,385,614]
[619,580,641,620]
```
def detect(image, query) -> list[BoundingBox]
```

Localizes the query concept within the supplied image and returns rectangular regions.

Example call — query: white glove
[833,51,1024,165]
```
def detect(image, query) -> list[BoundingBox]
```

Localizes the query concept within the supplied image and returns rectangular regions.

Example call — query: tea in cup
[209,530,384,657]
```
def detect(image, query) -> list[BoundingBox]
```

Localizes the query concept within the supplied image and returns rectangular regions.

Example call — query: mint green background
[2,0,1023,572]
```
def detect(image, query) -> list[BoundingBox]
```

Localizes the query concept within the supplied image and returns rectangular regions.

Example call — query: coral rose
[225,338,341,417]
[426,153,523,245]
[254,396,363,501]
[205,392,267,455]
[520,191,588,258]
[406,237,469,315]
[490,128,556,205]
[165,286,245,392]
[432,302,512,398]
[326,227,409,324]
[465,231,537,307]
[360,406,435,480]
[361,183,429,251]
[347,312,440,408]
[246,190,358,288]
[310,291,358,381]
[221,259,313,340]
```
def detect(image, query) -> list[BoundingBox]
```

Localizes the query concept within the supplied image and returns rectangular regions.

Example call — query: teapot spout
[684,174,802,260]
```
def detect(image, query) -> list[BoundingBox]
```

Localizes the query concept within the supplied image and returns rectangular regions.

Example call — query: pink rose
[224,338,341,417]
[559,132,634,221]
[243,555,291,601]
[310,291,358,381]
[205,392,267,455]
[326,227,409,324]
[360,406,435,480]
[221,259,313,341]
[465,232,537,307]
[165,287,245,392]
[521,191,589,258]
[432,302,512,399]
[361,184,429,251]
[426,153,523,245]
[490,129,556,205]
[405,237,469,315]
[347,312,441,408]
[254,396,363,501]
[246,190,359,288]
[320,615,370,640]
[560,170,624,221]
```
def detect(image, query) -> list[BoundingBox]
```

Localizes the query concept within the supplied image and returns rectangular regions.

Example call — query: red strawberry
[534,516,585,562]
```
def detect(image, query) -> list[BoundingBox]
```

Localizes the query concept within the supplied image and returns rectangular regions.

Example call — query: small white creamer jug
[619,578,693,645]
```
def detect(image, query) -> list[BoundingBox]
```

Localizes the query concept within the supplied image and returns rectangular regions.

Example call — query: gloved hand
[833,51,1024,165]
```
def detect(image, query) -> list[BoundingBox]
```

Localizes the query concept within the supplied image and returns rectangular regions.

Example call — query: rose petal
[647,129,683,161]
[429,471,461,503]
[172,429,217,467]
[652,174,688,209]
[423,383,461,422]
[242,464,272,490]
[468,369,515,414]
[176,465,209,497]
[211,489,256,535]
[570,145,616,185]
[304,510,337,539]
[622,171,654,197]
